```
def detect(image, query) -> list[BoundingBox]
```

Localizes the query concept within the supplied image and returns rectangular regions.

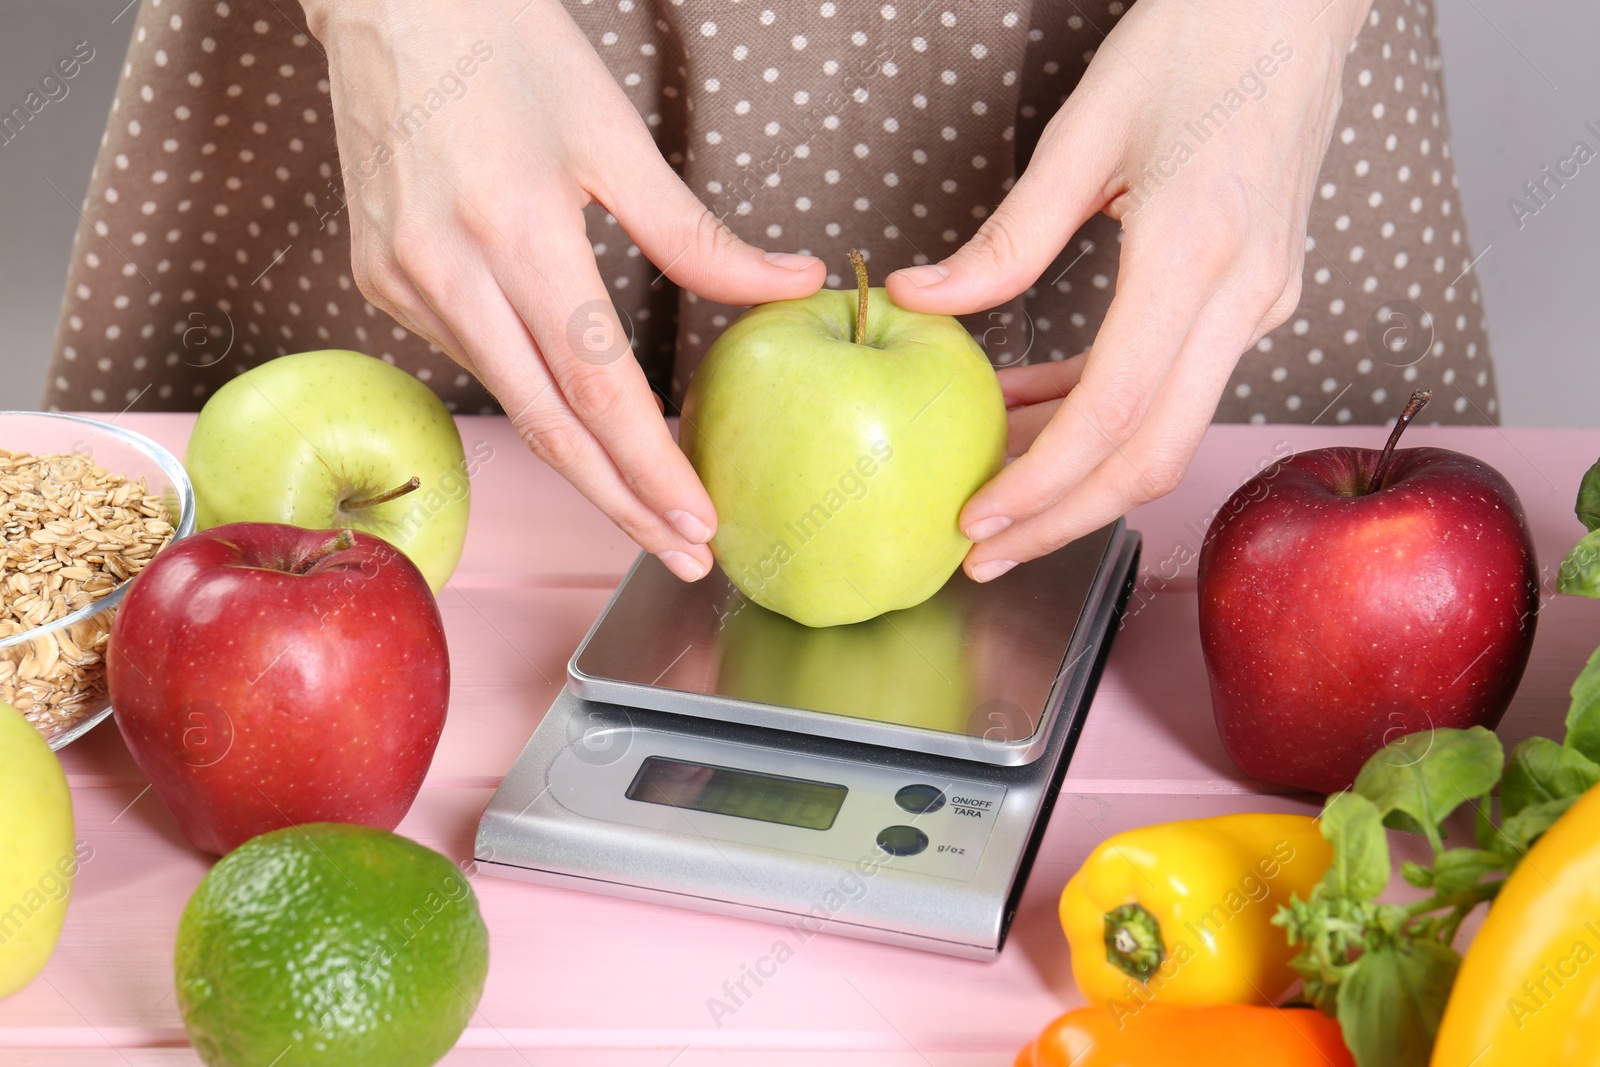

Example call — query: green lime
[175,823,489,1067]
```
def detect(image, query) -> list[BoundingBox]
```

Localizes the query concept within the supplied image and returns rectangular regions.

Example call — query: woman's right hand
[300,0,826,581]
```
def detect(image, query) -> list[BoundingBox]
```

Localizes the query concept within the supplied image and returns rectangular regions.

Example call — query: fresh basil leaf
[1320,791,1391,902]
[1502,736,1600,817]
[1399,861,1433,889]
[1353,727,1505,850]
[1559,530,1600,598]
[1336,939,1460,1067]
[1576,457,1600,531]
[1369,902,1412,940]
[1381,810,1429,837]
[1426,848,1507,896]
[1565,645,1600,762]
[1496,795,1579,860]
[1475,793,1503,852]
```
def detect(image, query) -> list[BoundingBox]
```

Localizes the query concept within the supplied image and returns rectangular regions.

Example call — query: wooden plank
[55,587,614,788]
[59,583,1592,797]
[69,414,638,586]
[0,787,1324,1047]
[3,1052,1013,1067]
[73,416,1597,589]
[1065,587,1595,794]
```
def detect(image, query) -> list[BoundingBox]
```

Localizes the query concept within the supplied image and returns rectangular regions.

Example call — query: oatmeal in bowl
[0,413,195,748]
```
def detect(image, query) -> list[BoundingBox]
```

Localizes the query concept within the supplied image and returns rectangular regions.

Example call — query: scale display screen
[625,756,848,830]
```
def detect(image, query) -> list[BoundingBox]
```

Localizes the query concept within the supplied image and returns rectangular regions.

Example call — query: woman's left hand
[886,0,1374,581]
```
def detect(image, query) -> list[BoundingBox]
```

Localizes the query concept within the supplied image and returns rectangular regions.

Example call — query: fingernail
[971,559,1018,583]
[893,263,951,288]
[659,550,709,581]
[764,251,820,272]
[1004,394,1027,410]
[666,508,712,545]
[965,515,1013,541]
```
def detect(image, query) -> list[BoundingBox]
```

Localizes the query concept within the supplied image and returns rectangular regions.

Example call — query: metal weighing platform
[476,521,1140,960]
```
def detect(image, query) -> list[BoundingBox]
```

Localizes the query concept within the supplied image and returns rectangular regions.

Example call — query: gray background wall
[0,0,134,410]
[1,1,1595,425]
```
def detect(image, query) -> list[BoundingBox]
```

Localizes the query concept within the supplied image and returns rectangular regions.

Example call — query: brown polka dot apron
[43,0,1499,426]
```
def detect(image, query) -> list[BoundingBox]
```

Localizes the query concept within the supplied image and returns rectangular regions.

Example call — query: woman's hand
[887,0,1374,582]
[300,0,826,581]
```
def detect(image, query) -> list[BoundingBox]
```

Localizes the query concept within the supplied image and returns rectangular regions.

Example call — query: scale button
[876,825,930,857]
[894,784,947,814]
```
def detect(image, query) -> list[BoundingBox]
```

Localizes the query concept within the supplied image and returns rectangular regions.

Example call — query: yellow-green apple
[0,700,80,1000]
[106,522,449,855]
[185,350,469,592]
[1197,392,1539,793]
[680,252,1006,627]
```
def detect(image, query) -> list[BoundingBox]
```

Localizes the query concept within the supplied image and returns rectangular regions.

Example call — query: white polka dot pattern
[44,0,1495,427]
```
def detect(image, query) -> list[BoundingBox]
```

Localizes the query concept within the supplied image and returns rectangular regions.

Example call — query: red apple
[107,522,449,855]
[1198,392,1539,794]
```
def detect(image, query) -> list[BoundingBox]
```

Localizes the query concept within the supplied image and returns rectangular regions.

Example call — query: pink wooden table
[6,417,1597,1066]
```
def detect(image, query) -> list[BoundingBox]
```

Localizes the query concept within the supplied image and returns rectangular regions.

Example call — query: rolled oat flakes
[0,449,174,737]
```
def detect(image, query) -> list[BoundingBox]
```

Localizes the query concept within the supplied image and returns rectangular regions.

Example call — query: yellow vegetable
[1060,812,1330,1015]
[0,700,79,999]
[1432,782,1600,1066]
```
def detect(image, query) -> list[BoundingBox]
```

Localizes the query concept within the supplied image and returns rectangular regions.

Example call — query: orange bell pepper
[1016,1003,1355,1067]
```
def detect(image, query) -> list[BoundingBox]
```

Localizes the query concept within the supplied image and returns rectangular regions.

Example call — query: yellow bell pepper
[1432,782,1600,1066]
[1060,812,1330,1014]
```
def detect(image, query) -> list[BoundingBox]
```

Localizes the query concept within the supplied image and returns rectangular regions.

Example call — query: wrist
[1320,0,1378,47]
[296,0,338,42]
[296,0,407,43]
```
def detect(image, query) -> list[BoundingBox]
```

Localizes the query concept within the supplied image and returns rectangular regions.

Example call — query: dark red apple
[107,522,449,855]
[1198,392,1539,794]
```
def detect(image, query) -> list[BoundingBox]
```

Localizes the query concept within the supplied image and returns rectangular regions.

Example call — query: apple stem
[294,530,355,574]
[848,248,869,346]
[1368,389,1432,493]
[343,476,421,511]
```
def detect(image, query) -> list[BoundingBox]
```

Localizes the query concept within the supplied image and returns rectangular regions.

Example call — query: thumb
[591,124,826,306]
[887,106,1119,315]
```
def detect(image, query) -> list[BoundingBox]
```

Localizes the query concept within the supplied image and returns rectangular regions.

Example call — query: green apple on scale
[185,349,472,592]
[681,250,1007,627]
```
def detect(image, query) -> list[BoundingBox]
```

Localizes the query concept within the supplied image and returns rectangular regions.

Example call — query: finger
[367,273,479,378]
[885,100,1125,314]
[997,355,1087,456]
[1006,399,1063,458]
[964,285,1257,578]
[437,263,715,582]
[996,353,1088,408]
[479,212,720,553]
[582,120,826,305]
[957,214,1238,543]
[537,0,821,303]
[349,234,478,375]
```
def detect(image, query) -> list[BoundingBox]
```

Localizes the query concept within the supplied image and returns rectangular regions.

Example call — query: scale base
[476,529,1140,959]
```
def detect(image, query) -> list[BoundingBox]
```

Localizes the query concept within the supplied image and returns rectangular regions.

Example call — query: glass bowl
[0,411,196,749]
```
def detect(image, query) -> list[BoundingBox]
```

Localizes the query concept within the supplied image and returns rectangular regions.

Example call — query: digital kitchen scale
[475,521,1140,959]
